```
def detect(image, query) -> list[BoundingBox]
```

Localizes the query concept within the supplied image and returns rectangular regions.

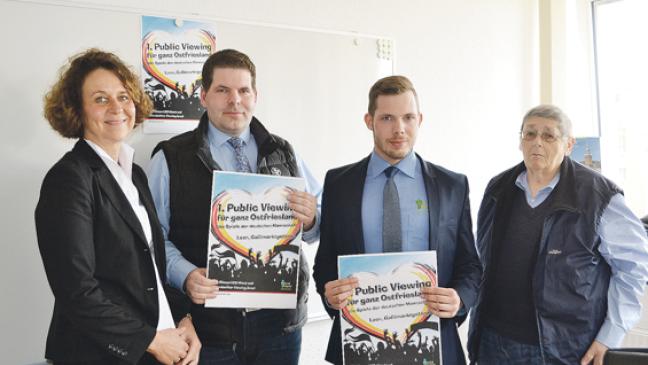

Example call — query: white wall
[0,0,538,363]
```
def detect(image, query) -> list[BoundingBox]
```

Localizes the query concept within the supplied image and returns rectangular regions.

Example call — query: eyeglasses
[520,130,562,143]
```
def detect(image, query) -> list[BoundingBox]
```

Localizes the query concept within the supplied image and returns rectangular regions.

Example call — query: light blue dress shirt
[147,121,322,292]
[515,170,648,348]
[361,151,429,253]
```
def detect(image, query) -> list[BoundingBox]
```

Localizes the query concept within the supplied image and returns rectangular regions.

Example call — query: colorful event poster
[141,15,216,133]
[338,251,441,365]
[206,171,305,309]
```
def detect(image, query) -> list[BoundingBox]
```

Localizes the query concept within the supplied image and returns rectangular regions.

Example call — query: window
[592,0,648,216]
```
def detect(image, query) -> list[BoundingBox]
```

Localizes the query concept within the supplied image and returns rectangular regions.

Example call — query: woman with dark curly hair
[35,48,200,365]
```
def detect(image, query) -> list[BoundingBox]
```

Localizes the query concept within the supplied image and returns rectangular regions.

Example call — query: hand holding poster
[206,171,305,309]
[338,251,442,365]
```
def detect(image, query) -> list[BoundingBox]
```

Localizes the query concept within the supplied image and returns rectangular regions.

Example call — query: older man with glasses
[467,104,648,365]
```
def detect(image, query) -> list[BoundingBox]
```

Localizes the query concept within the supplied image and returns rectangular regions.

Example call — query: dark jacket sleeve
[35,160,156,364]
[313,170,340,319]
[448,176,482,315]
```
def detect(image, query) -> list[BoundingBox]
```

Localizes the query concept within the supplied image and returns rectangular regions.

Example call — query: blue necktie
[383,166,402,252]
[227,137,252,173]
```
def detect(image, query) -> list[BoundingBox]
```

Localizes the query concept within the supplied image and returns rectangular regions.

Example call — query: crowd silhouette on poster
[343,328,440,365]
[144,78,203,119]
[208,242,299,293]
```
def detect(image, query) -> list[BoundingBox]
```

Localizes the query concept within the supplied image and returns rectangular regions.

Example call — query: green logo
[280,280,293,291]
[416,199,426,210]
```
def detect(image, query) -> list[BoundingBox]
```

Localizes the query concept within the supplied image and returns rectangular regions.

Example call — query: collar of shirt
[207,120,253,151]
[84,139,134,179]
[84,138,153,247]
[366,150,417,180]
[515,170,560,206]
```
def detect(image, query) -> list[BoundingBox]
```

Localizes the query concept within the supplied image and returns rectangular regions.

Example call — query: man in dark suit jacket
[313,75,481,365]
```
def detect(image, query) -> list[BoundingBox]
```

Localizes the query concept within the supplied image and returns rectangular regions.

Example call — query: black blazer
[35,140,166,365]
[313,154,482,365]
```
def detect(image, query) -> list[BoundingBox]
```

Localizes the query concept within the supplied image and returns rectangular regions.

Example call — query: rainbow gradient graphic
[339,253,439,345]
[141,28,216,93]
[210,190,300,263]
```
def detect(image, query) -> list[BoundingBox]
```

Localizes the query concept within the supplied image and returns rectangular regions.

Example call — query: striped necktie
[227,137,252,173]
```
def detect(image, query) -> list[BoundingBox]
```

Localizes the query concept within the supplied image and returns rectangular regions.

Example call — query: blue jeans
[199,310,302,365]
[478,327,543,365]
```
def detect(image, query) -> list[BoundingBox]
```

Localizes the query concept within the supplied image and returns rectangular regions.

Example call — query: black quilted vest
[153,112,309,345]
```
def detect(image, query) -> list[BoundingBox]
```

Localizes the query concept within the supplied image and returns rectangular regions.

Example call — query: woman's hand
[147,327,189,365]
[177,315,201,365]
